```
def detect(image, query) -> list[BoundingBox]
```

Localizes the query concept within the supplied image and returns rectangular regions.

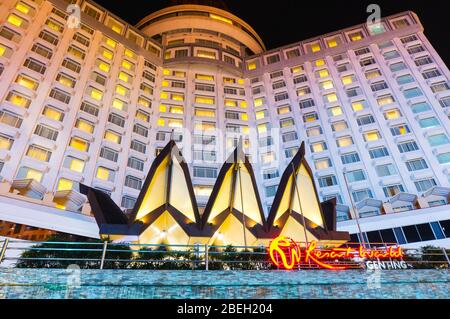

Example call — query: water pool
[0,269,448,299]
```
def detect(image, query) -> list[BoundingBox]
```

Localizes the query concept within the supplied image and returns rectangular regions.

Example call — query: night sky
[93,0,450,66]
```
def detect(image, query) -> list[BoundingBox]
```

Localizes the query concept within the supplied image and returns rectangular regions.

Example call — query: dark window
[393,227,407,245]
[366,231,383,247]
[379,229,397,245]
[402,225,421,243]
[416,223,436,242]
[438,220,450,238]
[430,222,445,239]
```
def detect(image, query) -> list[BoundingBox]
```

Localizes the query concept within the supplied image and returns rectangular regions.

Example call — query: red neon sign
[269,236,404,270]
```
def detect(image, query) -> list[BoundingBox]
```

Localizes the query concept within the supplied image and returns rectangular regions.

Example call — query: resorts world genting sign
[269,236,408,270]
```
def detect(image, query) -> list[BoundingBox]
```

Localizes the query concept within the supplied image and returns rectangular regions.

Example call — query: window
[38,30,58,46]
[17,167,43,183]
[63,156,85,173]
[26,145,51,162]
[336,136,353,147]
[56,73,76,88]
[440,97,450,108]
[280,118,294,128]
[419,117,440,129]
[275,92,289,102]
[431,82,450,93]
[128,157,144,171]
[133,124,148,137]
[69,137,89,152]
[330,121,347,133]
[6,91,31,108]
[415,56,433,67]
[263,169,279,180]
[390,62,407,72]
[422,68,442,79]
[346,170,366,183]
[406,159,428,171]
[437,153,450,164]
[63,58,81,73]
[121,196,136,209]
[310,141,327,153]
[193,167,217,179]
[303,112,318,123]
[306,126,323,137]
[377,95,395,106]
[130,140,146,154]
[96,166,115,182]
[369,147,389,159]
[384,109,401,120]
[365,69,382,80]
[341,152,360,165]
[351,100,368,112]
[371,81,389,92]
[266,54,280,64]
[282,131,298,143]
[75,118,94,134]
[383,184,405,197]
[80,101,99,117]
[0,110,22,128]
[285,147,299,158]
[31,43,53,59]
[357,114,375,126]
[0,134,14,150]
[428,134,450,147]
[415,179,437,192]
[34,124,58,141]
[108,113,125,128]
[390,124,411,136]
[376,164,397,177]
[398,141,419,153]
[346,87,363,98]
[383,50,400,60]
[299,99,315,109]
[23,57,46,74]
[318,175,338,188]
[49,88,71,104]
[314,158,332,170]
[7,13,27,28]
[265,185,278,198]
[360,57,376,67]
[324,93,338,103]
[100,147,119,162]
[352,189,373,203]
[364,130,381,142]
[125,175,142,190]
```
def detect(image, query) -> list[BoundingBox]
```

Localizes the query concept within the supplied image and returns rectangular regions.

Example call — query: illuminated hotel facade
[0,0,450,247]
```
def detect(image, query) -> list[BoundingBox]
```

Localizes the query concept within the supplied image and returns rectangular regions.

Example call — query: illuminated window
[196,74,214,81]
[57,178,73,191]
[254,98,265,107]
[364,131,381,142]
[104,130,121,144]
[324,93,338,103]
[194,185,213,197]
[101,48,114,60]
[161,80,169,87]
[256,110,268,120]
[331,121,348,132]
[377,95,395,106]
[64,156,85,173]
[46,18,63,32]
[90,88,103,101]
[104,37,116,48]
[69,137,89,152]
[138,97,151,108]
[115,85,128,97]
[18,167,43,182]
[257,123,270,134]
[341,75,354,85]
[124,49,135,59]
[384,109,401,120]
[195,96,214,105]
[7,14,25,27]
[196,50,216,59]
[195,108,215,117]
[247,61,257,70]
[315,59,325,67]
[42,106,63,121]
[224,99,238,107]
[328,106,343,117]
[112,98,126,111]
[16,2,31,14]
[168,118,183,128]
[337,136,353,147]
[121,60,133,70]
[97,60,110,73]
[311,43,321,53]
[56,73,76,88]
[316,69,329,78]
[157,118,165,127]
[163,69,170,75]
[26,145,51,162]
[7,91,30,109]
[349,31,364,41]
[0,134,13,150]
[315,158,332,170]
[320,80,334,90]
[365,69,382,80]
[237,78,245,85]
[15,74,38,90]
[327,38,338,48]
[75,119,94,134]
[136,110,150,122]
[96,166,114,182]
[291,66,304,74]
[169,106,183,114]
[311,142,327,153]
[352,100,367,111]
[107,18,123,34]
[209,13,232,24]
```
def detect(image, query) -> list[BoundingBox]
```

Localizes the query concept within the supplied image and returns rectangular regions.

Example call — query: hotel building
[0,0,449,247]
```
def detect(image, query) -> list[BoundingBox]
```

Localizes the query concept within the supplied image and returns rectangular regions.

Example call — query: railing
[0,239,449,270]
